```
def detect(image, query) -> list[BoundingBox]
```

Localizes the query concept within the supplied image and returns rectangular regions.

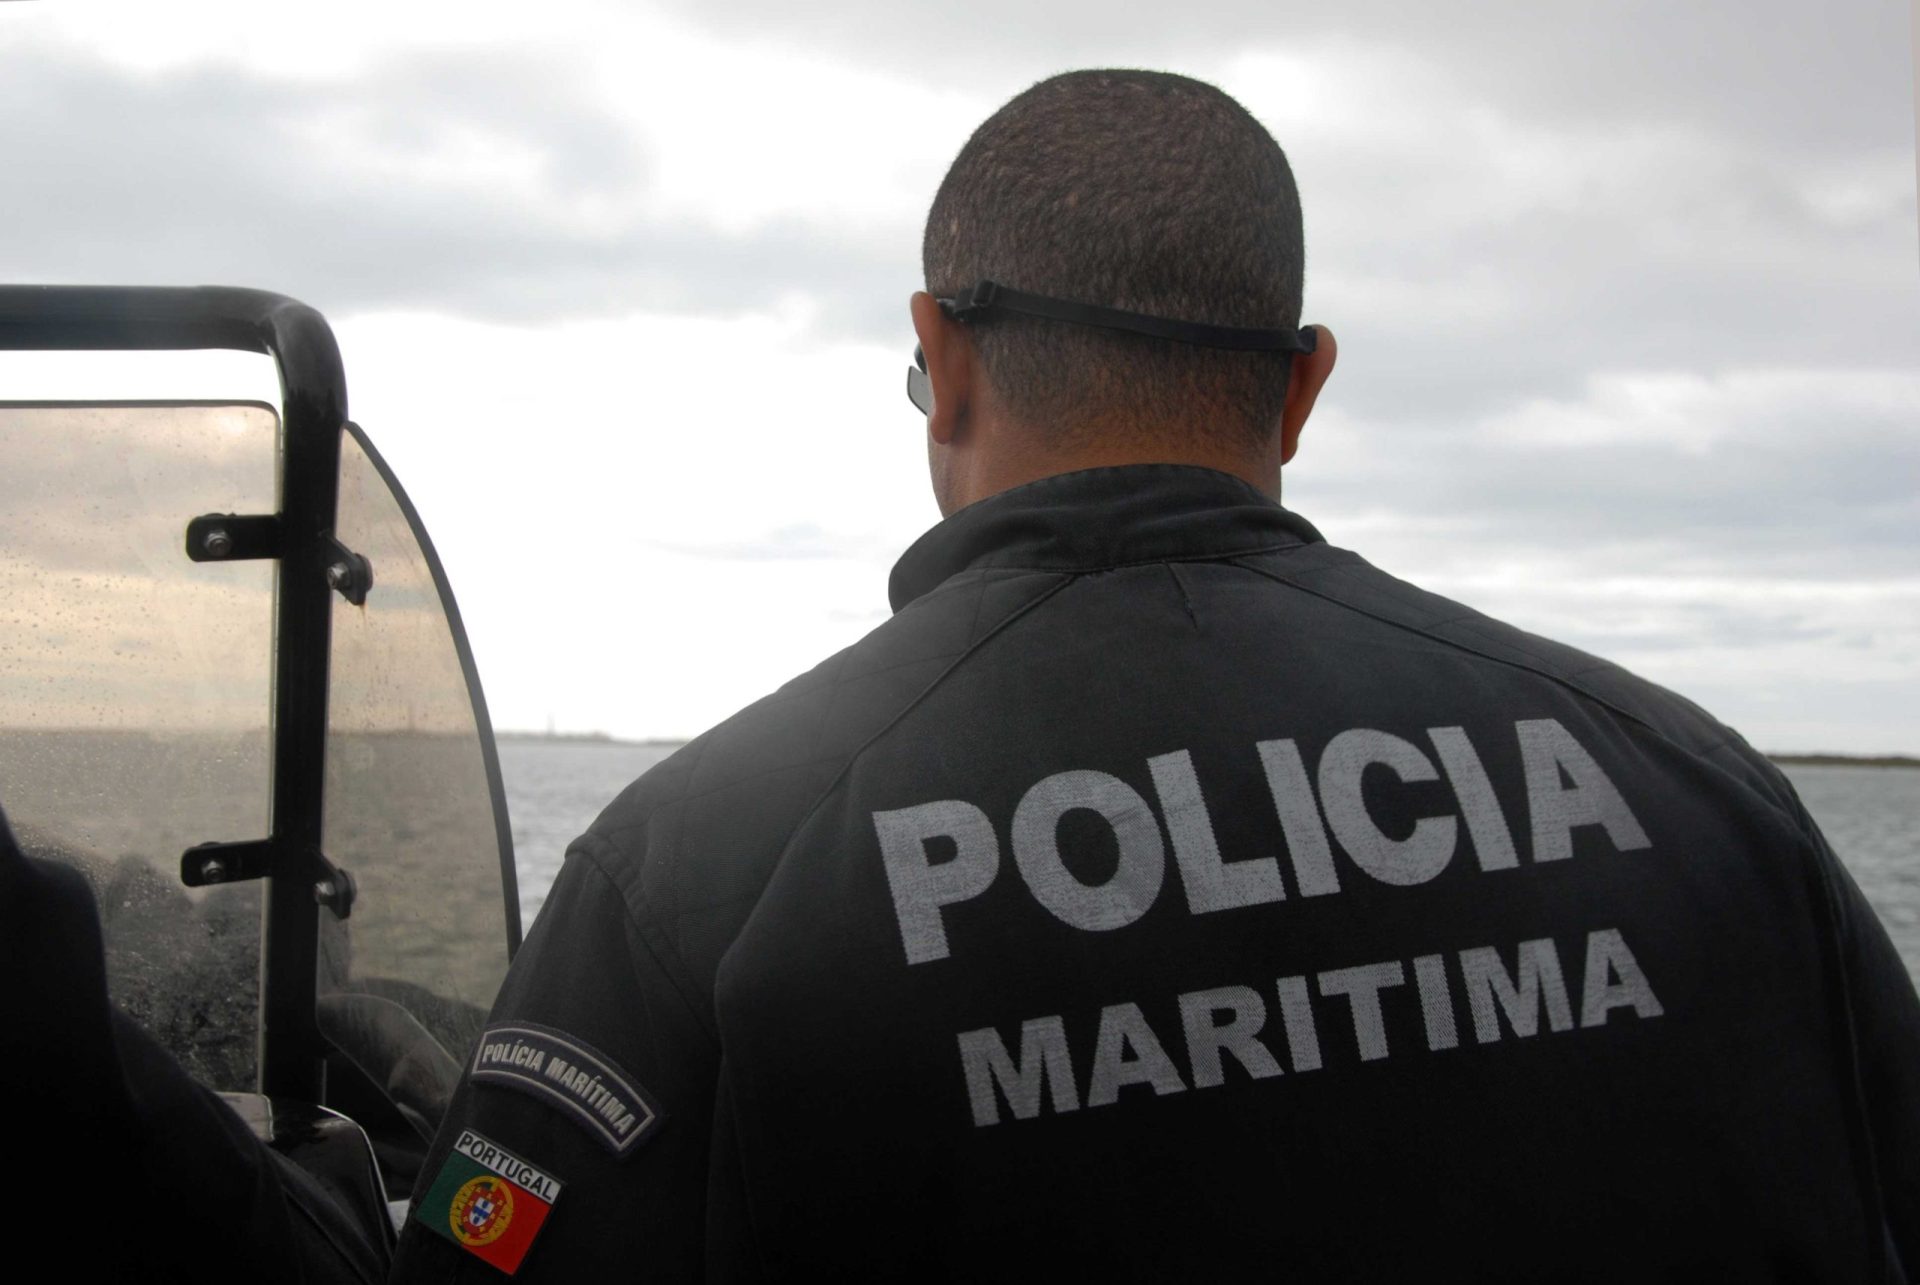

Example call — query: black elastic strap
[937,280,1317,354]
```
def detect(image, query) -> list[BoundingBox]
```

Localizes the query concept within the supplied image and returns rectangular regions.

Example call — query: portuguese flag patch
[415,1130,562,1275]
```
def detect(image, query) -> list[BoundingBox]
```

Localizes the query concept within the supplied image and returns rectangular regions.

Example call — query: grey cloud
[654,0,1913,154]
[0,43,917,332]
[1298,125,1919,421]
[1574,612,1839,655]
[5,13,1912,407]
[3,12,1913,691]
[1289,379,1920,588]
[647,0,1920,414]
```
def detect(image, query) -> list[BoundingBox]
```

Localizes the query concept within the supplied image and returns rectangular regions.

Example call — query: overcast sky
[1,0,1916,753]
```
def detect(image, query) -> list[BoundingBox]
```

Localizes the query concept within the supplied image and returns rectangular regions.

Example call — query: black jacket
[392,464,1920,1282]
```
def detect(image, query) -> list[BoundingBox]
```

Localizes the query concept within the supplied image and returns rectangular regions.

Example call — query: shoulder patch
[416,1130,560,1275]
[470,1022,664,1158]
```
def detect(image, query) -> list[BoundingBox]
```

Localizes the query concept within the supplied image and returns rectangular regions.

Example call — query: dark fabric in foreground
[393,466,1920,1282]
[0,802,387,1285]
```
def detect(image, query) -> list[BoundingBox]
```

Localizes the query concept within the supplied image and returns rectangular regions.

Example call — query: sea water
[497,741,1920,982]
[1785,764,1920,979]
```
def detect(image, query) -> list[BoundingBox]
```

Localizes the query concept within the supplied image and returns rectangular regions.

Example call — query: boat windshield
[0,401,277,1091]
[319,425,515,1093]
[0,402,515,1114]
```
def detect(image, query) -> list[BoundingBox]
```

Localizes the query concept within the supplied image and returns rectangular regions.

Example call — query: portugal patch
[416,1130,561,1275]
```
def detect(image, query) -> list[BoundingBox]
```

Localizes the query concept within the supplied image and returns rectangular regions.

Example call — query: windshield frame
[0,286,510,1102]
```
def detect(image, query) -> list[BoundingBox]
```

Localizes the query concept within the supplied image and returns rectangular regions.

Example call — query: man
[391,70,1920,1280]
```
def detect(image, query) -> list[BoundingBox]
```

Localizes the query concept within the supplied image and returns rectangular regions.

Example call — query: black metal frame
[0,286,516,1100]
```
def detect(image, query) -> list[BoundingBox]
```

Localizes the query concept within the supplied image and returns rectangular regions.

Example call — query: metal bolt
[203,527,234,559]
[313,877,337,904]
[325,562,352,591]
[201,857,228,884]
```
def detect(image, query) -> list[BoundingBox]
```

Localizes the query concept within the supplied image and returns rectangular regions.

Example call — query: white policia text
[872,716,1669,1127]
[954,926,1662,1127]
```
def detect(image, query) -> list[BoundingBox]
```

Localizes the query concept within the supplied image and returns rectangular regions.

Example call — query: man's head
[913,69,1337,514]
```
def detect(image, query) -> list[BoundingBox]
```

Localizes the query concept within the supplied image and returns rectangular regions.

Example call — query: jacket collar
[888,464,1324,612]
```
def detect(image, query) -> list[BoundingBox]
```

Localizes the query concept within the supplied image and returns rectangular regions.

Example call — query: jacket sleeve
[388,842,719,1282]
[1799,799,1920,1273]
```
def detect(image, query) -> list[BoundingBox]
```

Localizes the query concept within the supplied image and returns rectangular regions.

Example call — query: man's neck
[950,438,1281,513]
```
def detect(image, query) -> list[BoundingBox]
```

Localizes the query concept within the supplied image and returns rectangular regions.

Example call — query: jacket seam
[798,582,989,848]
[1240,551,1893,1259]
[961,573,992,643]
[637,648,980,779]
[1229,555,1805,833]
[568,832,720,1047]
[574,575,1075,1040]
[912,539,1311,590]
[729,572,1075,936]
[1803,821,1891,1277]
[1295,557,1586,679]
[709,570,1076,1276]
[593,651,985,843]
[596,759,836,842]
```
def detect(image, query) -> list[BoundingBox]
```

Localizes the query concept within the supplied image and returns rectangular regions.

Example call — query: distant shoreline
[495,730,690,748]
[496,732,1915,770]
[1768,753,1920,770]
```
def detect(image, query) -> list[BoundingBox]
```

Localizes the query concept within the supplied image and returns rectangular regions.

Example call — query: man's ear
[1279,324,1337,465]
[910,292,973,446]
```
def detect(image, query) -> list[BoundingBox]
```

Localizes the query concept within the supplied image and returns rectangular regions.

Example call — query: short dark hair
[923,70,1306,447]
